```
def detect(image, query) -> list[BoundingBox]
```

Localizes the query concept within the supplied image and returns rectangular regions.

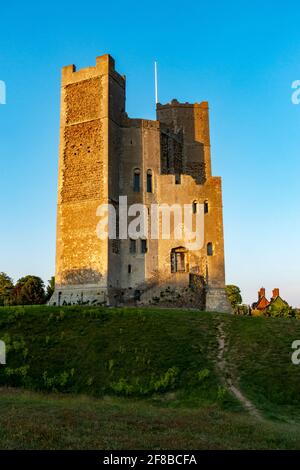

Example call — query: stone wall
[52,55,125,305]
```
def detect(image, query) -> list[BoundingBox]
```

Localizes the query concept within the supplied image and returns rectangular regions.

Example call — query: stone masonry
[49,54,232,313]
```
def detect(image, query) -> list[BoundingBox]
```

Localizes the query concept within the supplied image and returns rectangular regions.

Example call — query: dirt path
[216,321,263,421]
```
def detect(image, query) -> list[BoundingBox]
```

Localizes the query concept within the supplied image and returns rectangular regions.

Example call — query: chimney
[272,288,279,300]
[258,287,265,300]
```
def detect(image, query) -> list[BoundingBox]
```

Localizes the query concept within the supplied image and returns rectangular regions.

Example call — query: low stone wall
[49,285,108,306]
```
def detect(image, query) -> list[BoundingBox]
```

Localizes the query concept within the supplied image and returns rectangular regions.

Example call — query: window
[204,200,209,214]
[141,239,148,254]
[133,169,140,192]
[171,247,187,273]
[147,170,153,193]
[130,238,137,254]
[192,201,197,214]
[207,242,213,256]
[128,264,132,274]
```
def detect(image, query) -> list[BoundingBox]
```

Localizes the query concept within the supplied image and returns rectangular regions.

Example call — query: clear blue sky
[0,0,299,306]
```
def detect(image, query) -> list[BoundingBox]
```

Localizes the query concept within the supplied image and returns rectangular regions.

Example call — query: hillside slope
[0,306,300,421]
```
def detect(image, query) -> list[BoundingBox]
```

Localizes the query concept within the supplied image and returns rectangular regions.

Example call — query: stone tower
[50,54,231,313]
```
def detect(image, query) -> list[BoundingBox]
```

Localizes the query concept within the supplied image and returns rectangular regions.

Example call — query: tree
[266,297,291,318]
[46,276,55,302]
[12,275,46,305]
[225,285,242,310]
[0,272,14,306]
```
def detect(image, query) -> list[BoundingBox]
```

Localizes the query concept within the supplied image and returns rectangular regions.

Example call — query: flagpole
[154,61,158,105]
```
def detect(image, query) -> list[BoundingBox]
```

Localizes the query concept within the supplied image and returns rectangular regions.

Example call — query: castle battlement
[62,54,125,87]
[157,99,209,109]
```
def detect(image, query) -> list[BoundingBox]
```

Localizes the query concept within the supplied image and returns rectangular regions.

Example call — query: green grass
[0,306,226,405]
[0,388,299,450]
[222,314,300,421]
[0,306,300,449]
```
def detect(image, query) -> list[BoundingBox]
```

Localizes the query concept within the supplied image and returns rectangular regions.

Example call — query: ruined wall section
[157,100,212,184]
[160,128,184,176]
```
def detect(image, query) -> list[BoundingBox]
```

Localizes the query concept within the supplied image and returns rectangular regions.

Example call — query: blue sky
[0,0,299,306]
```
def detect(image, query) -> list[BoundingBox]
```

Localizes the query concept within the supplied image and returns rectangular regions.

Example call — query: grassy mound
[0,306,226,406]
[0,306,300,420]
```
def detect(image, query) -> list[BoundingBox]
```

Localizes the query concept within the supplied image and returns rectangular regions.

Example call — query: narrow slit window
[133,169,140,192]
[175,173,181,185]
[207,242,213,256]
[141,239,148,254]
[147,170,153,193]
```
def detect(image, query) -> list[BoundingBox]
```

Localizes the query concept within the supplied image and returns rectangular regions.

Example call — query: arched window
[204,200,209,214]
[207,242,213,256]
[133,169,140,192]
[147,170,153,193]
[192,201,198,214]
[171,247,188,273]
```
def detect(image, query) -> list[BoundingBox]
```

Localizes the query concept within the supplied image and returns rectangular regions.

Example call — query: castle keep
[50,54,231,312]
